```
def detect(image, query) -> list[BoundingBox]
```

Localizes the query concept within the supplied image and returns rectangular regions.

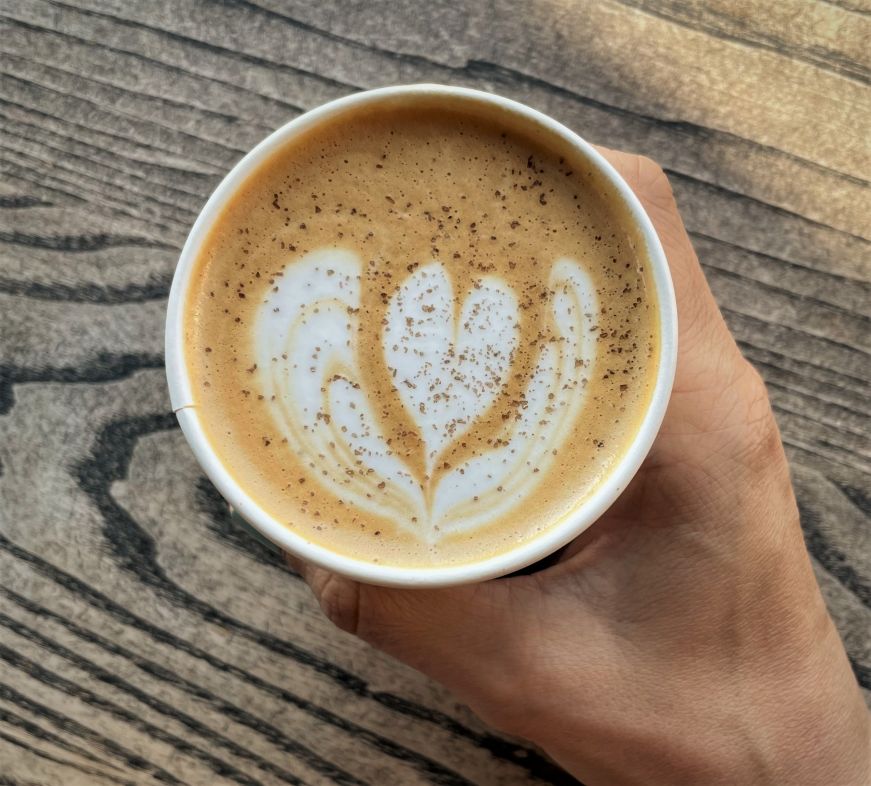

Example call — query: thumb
[287,554,521,701]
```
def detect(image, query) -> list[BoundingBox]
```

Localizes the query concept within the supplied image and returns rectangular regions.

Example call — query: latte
[184,97,660,567]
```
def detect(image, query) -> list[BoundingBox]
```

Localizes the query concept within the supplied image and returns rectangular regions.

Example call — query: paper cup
[166,84,677,587]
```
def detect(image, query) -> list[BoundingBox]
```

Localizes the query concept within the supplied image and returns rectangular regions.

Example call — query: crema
[184,98,660,567]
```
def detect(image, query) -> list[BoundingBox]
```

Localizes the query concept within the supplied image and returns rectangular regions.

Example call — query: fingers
[591,146,709,310]
[593,145,697,282]
[285,551,524,702]
[285,552,364,633]
[592,145,744,382]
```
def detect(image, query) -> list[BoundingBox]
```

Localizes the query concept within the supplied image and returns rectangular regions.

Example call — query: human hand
[288,148,871,785]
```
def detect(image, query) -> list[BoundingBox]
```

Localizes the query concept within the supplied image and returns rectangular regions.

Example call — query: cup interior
[165,84,678,587]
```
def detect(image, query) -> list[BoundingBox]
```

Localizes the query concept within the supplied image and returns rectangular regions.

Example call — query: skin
[287,149,871,785]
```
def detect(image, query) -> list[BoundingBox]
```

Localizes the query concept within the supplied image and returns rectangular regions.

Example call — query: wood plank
[621,0,871,82]
[0,372,572,783]
[1,0,869,780]
[235,0,871,175]
[7,0,869,236]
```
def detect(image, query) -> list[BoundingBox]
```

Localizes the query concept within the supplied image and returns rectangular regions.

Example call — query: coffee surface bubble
[185,98,660,567]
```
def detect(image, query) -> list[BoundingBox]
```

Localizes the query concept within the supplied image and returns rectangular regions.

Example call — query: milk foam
[255,248,597,542]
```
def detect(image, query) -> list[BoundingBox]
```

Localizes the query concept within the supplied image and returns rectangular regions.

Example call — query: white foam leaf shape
[429,259,598,536]
[255,249,426,529]
[255,250,597,543]
[384,262,519,475]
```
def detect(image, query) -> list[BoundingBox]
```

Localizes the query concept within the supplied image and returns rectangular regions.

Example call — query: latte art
[256,250,597,541]
[386,261,519,476]
[184,99,660,567]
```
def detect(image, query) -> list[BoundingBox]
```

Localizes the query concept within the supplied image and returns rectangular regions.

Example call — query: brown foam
[184,96,660,567]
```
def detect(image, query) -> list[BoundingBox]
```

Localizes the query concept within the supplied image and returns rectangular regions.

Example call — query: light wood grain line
[0,146,186,234]
[0,532,566,785]
[1,14,309,116]
[0,728,134,786]
[1,2,868,782]
[612,0,871,84]
[0,681,187,785]
[26,0,871,186]
[0,592,367,786]
[6,1,869,243]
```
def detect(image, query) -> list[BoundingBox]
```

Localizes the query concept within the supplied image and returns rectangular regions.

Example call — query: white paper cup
[166,84,678,587]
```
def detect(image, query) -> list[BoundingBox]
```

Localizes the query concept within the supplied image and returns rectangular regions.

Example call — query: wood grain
[1,0,868,783]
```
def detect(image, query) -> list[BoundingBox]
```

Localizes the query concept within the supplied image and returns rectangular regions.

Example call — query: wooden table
[1,1,868,783]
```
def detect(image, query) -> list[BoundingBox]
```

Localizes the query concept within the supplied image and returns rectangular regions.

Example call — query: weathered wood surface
[0,0,869,783]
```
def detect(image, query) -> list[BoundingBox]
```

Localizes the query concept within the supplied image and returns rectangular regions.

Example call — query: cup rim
[165,83,678,587]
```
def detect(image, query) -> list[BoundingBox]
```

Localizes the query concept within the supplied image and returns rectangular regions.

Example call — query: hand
[288,149,871,785]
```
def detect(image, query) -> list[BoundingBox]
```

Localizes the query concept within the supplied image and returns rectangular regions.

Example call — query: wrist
[508,545,870,786]
[748,615,871,786]
[526,621,870,786]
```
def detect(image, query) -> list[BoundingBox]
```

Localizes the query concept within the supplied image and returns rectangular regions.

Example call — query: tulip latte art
[186,100,660,566]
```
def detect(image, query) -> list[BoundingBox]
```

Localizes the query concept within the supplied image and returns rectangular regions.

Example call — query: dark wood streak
[0,612,353,786]
[766,382,868,442]
[0,195,53,208]
[0,112,214,208]
[818,0,871,14]
[0,354,165,415]
[0,682,187,785]
[0,93,229,177]
[0,705,122,770]
[0,276,171,304]
[851,659,871,690]
[610,0,870,84]
[0,118,204,220]
[669,170,871,247]
[2,14,309,117]
[722,307,869,364]
[836,483,871,518]
[798,503,871,609]
[0,532,576,785]
[692,230,871,297]
[73,413,570,785]
[0,589,368,786]
[0,2,867,781]
[784,438,865,477]
[757,372,867,426]
[1,158,90,205]
[1,45,243,125]
[0,71,250,158]
[40,0,361,93]
[0,144,184,233]
[704,259,870,326]
[0,24,240,123]
[29,0,871,192]
[737,342,868,398]
[195,478,294,570]
[0,231,172,253]
[0,644,276,786]
[0,729,136,786]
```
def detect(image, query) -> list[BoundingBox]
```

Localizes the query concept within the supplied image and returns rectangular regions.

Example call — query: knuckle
[315,574,362,635]
[734,361,782,463]
[636,153,664,175]
[636,155,674,199]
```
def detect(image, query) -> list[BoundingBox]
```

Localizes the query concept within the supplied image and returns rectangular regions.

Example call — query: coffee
[184,97,660,567]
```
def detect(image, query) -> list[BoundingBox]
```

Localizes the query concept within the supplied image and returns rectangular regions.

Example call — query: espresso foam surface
[185,100,660,567]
